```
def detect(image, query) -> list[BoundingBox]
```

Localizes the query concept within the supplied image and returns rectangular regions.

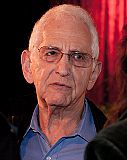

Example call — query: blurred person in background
[0,112,20,160]
[84,24,127,160]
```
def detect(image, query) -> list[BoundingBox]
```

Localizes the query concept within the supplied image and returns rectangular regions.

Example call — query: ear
[21,50,33,84]
[87,61,102,90]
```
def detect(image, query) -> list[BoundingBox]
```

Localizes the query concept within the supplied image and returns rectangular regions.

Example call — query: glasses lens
[39,46,61,62]
[71,52,93,67]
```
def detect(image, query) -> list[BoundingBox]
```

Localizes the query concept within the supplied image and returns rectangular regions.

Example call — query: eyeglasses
[37,46,96,68]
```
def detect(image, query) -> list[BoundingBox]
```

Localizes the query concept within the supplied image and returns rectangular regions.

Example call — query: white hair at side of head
[29,4,99,59]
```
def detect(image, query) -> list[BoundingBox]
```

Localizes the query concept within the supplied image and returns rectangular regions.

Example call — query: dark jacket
[87,99,107,133]
[84,109,127,160]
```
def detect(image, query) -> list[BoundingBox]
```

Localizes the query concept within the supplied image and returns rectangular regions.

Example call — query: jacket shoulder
[87,98,107,132]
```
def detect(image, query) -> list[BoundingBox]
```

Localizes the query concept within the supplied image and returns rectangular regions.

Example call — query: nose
[55,54,71,77]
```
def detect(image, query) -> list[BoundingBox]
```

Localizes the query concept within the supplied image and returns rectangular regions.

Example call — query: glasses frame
[37,46,97,68]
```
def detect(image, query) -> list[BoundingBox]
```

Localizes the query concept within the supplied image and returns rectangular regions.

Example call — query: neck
[38,100,85,145]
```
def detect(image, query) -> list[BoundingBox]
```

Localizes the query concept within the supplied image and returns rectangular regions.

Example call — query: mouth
[49,82,71,90]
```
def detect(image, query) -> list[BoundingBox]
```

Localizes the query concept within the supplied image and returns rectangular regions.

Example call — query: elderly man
[19,4,106,160]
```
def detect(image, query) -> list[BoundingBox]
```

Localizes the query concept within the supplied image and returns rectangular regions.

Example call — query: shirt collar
[24,99,96,142]
[76,99,96,142]
[30,105,40,132]
[23,104,41,138]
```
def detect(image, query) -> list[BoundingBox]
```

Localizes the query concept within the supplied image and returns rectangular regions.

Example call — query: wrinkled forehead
[29,13,92,51]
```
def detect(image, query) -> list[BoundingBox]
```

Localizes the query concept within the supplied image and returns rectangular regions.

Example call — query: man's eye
[72,53,85,60]
[46,50,58,56]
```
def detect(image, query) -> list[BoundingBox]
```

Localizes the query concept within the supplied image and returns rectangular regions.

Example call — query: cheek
[73,70,91,94]
[31,62,52,94]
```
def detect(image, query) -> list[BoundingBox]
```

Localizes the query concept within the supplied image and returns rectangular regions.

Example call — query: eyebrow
[46,45,88,53]
[47,45,83,53]
[47,46,61,51]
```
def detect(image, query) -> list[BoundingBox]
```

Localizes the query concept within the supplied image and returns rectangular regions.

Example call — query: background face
[29,15,94,108]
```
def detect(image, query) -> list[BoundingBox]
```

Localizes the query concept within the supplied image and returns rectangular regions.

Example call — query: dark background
[1,0,51,115]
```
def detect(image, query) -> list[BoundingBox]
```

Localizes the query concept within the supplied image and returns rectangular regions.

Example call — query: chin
[45,95,71,107]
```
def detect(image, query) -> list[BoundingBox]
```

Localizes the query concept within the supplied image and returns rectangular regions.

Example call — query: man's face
[26,16,99,107]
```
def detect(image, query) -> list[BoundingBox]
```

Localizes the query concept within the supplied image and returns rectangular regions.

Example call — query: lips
[52,82,71,88]
[49,82,71,89]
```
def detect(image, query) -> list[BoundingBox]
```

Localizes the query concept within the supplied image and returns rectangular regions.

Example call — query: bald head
[29,4,99,59]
